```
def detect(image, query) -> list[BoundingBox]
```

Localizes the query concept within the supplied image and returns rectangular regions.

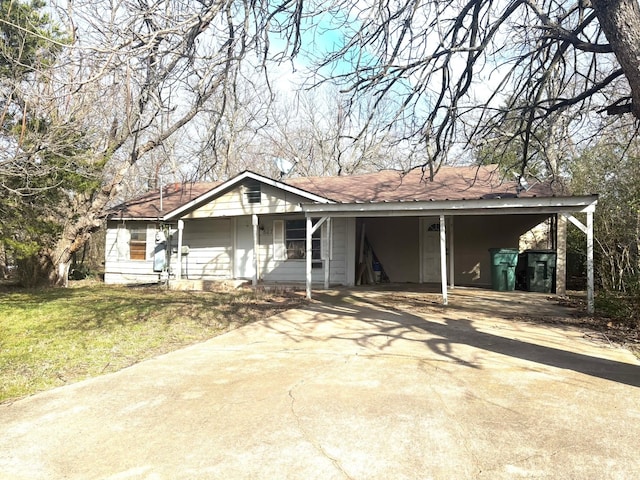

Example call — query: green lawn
[0,283,303,403]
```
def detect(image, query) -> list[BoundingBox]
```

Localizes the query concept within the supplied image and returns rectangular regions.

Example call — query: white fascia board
[243,171,334,204]
[163,171,333,220]
[107,216,161,222]
[301,195,598,217]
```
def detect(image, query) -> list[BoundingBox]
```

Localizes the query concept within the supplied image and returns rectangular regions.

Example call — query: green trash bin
[489,248,519,291]
[523,250,557,293]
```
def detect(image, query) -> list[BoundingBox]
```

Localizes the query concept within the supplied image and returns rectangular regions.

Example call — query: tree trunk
[44,213,104,287]
[592,0,640,118]
[0,243,7,279]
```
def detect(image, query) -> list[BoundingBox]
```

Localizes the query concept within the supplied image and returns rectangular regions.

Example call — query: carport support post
[587,210,594,314]
[563,211,595,315]
[448,217,455,289]
[252,214,259,286]
[306,216,329,299]
[440,215,448,305]
[306,216,313,299]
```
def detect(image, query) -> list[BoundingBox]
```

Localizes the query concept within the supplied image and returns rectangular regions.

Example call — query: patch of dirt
[542,296,640,356]
[356,290,640,357]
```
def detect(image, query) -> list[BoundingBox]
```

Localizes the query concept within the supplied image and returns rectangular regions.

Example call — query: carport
[302,194,598,313]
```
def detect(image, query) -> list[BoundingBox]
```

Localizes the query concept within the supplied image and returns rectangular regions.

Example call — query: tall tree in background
[1,0,267,285]
[288,0,640,177]
[0,0,69,283]
[4,0,640,285]
[250,89,410,178]
[568,124,640,323]
[569,127,640,291]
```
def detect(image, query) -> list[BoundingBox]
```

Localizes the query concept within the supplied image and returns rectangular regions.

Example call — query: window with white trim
[273,219,324,260]
[116,225,148,261]
[129,227,147,260]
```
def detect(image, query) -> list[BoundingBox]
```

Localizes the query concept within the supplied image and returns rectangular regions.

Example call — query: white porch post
[587,210,594,314]
[252,214,259,286]
[324,217,332,289]
[448,217,455,289]
[418,218,424,284]
[305,216,330,299]
[176,219,184,280]
[306,216,313,299]
[439,214,448,306]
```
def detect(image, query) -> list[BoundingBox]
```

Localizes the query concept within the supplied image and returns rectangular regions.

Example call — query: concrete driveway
[1,288,639,479]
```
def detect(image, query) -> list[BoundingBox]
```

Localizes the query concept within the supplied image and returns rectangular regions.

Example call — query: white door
[421,219,446,282]
[234,216,255,279]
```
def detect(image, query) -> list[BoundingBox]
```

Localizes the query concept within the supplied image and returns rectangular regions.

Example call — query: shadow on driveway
[280,290,640,388]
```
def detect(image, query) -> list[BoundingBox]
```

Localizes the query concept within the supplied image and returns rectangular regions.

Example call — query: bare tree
[2,0,274,285]
[274,0,640,175]
[569,124,640,321]
[5,0,640,286]
[182,83,412,180]
[248,87,417,178]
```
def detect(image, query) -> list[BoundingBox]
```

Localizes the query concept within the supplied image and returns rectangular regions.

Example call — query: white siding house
[104,167,597,310]
[105,171,355,287]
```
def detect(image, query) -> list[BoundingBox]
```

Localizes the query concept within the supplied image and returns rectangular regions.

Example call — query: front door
[421,218,447,282]
[234,216,255,279]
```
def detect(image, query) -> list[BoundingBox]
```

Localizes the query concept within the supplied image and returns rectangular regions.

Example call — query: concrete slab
[1,289,639,479]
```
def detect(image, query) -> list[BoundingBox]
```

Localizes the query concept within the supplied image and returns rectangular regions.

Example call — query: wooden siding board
[183,184,307,218]
[179,218,232,280]
[105,215,354,286]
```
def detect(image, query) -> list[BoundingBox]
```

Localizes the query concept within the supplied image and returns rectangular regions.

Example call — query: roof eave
[106,216,163,222]
[300,195,598,217]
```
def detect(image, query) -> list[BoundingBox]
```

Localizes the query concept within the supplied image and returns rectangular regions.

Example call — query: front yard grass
[0,283,304,403]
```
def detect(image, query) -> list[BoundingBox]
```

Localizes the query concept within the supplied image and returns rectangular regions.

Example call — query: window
[116,225,149,261]
[244,181,261,204]
[273,219,323,260]
[129,227,147,260]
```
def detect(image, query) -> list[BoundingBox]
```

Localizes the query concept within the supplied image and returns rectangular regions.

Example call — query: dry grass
[0,282,304,403]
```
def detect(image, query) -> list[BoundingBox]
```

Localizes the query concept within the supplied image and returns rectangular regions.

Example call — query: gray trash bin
[523,250,556,293]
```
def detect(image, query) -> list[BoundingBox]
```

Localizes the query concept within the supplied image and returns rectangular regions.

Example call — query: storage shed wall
[453,214,550,286]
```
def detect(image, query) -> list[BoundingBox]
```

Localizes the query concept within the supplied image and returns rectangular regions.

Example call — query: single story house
[105,165,598,312]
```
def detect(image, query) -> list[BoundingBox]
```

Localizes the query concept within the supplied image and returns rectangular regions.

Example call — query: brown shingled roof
[109,165,553,220]
[285,165,552,203]
[109,182,220,219]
